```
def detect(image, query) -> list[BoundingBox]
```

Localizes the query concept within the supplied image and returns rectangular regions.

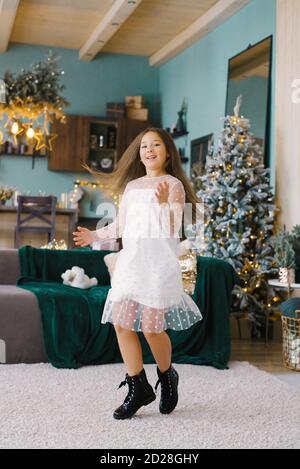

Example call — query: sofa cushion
[279,298,300,318]
[0,285,46,363]
[0,249,20,285]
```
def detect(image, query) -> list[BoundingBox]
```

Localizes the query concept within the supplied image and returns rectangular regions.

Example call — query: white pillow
[104,252,120,279]
[104,240,192,279]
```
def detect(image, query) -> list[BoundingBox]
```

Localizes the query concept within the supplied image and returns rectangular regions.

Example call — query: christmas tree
[3,51,69,111]
[188,96,283,334]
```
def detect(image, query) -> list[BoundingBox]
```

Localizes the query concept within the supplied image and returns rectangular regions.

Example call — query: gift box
[179,251,197,296]
[230,315,252,339]
[126,107,149,121]
[106,103,125,119]
[125,95,146,109]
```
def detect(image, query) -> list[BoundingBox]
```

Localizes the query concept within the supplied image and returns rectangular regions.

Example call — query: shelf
[89,148,117,152]
[0,142,47,157]
[170,131,189,139]
[268,279,300,289]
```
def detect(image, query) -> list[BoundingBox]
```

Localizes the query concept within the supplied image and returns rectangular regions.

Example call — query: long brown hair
[83,127,201,225]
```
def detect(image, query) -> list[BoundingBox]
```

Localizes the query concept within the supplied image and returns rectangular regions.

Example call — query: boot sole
[113,393,156,420]
[159,374,179,415]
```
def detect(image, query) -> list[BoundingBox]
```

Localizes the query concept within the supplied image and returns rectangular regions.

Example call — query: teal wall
[0,0,277,221]
[158,0,276,186]
[0,43,160,217]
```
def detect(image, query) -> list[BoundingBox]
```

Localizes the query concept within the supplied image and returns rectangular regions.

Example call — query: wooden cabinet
[48,115,90,171]
[48,115,150,172]
[116,118,151,157]
[88,119,118,173]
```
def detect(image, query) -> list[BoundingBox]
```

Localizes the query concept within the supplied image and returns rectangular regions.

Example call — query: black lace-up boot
[113,368,156,420]
[155,365,179,414]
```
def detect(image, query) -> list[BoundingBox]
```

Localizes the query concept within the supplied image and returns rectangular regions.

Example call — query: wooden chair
[14,196,57,248]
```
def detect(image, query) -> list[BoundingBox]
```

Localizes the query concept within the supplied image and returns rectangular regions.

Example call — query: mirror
[225,36,273,167]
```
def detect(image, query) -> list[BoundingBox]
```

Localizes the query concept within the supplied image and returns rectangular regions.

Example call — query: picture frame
[190,133,214,176]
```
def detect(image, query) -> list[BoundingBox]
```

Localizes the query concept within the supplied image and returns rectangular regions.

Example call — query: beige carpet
[0,361,299,449]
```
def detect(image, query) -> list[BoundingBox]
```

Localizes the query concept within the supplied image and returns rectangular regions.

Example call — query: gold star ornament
[34,129,58,151]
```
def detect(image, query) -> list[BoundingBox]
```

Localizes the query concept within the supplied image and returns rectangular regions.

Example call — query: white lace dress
[95,174,202,333]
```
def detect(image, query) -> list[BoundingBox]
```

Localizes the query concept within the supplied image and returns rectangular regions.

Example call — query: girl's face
[140,132,169,173]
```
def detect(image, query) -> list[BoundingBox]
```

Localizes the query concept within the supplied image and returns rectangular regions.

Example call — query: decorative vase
[0,200,6,205]
[279,267,295,284]
[175,111,185,133]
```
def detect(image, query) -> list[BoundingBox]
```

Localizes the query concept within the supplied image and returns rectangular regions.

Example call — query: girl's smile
[140,131,169,177]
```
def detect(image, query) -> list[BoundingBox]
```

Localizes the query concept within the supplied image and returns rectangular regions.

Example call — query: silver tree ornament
[0,80,6,104]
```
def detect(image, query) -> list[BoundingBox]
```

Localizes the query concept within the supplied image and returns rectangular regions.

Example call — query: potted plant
[0,185,14,205]
[274,228,296,283]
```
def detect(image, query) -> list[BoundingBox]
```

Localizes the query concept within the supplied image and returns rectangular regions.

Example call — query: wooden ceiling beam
[0,0,20,53]
[149,0,251,67]
[79,0,143,62]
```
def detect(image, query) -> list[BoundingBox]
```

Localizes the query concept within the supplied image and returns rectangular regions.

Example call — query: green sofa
[0,246,238,369]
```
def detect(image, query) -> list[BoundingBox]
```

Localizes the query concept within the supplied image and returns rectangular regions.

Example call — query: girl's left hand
[155,181,169,204]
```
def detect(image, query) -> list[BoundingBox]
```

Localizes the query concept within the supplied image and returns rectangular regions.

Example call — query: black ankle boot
[155,365,179,414]
[113,368,156,420]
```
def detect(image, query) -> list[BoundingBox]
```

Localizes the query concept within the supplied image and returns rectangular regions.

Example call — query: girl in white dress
[73,128,202,420]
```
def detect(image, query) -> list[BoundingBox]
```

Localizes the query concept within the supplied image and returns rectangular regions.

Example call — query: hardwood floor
[230,339,289,373]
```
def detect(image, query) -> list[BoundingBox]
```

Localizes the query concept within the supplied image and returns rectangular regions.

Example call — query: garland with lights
[0,51,69,152]
[74,180,120,207]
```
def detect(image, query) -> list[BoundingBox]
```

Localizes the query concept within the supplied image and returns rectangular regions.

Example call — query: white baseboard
[0,339,6,363]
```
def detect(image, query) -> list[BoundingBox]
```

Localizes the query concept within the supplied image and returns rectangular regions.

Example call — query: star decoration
[3,118,24,145]
[34,129,58,151]
[0,130,5,145]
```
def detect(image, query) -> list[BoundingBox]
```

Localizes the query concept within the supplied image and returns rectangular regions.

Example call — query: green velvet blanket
[17,246,238,370]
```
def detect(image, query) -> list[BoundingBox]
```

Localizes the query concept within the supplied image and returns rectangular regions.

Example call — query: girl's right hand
[73,226,95,247]
[155,181,169,204]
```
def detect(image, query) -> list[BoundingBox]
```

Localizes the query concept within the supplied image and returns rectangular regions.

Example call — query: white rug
[0,362,299,449]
